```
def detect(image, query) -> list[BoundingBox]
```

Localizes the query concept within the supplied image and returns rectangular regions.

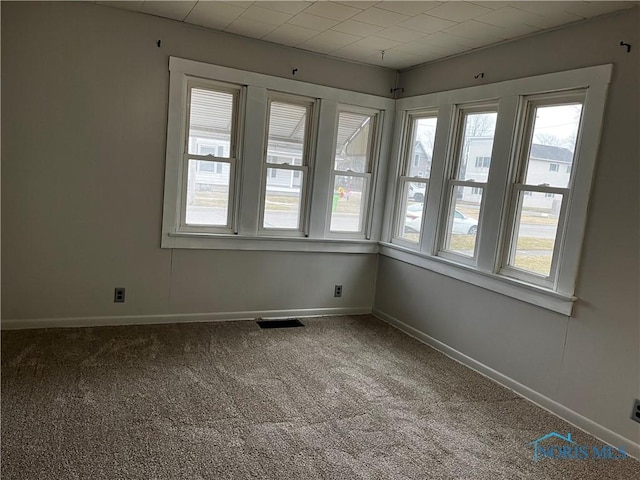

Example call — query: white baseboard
[372,308,640,461]
[1,307,372,330]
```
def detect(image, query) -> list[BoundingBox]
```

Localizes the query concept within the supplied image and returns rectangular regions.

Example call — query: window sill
[378,242,576,316]
[163,232,380,254]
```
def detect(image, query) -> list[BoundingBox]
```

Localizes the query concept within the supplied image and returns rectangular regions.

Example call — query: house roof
[530,144,574,163]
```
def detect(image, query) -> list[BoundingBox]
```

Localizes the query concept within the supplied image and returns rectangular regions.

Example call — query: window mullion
[237,86,267,236]
[477,95,520,273]
[421,103,453,255]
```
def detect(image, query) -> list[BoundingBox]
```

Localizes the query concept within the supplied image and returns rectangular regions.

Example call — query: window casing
[259,94,316,236]
[180,80,242,234]
[382,64,612,315]
[162,57,394,253]
[327,106,379,237]
[392,111,438,247]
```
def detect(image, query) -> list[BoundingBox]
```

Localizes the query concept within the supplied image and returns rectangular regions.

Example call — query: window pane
[407,116,437,178]
[443,186,481,256]
[263,168,302,229]
[334,111,373,173]
[266,102,308,166]
[508,191,561,277]
[330,176,365,232]
[525,103,582,188]
[185,160,230,226]
[457,112,497,182]
[398,181,427,243]
[188,88,234,157]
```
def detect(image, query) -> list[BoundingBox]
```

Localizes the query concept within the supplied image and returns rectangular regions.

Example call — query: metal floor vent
[257,319,304,329]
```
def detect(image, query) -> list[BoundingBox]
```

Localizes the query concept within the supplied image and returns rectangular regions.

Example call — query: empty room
[2,1,639,478]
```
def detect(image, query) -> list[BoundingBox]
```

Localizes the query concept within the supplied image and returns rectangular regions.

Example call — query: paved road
[186,205,557,239]
[186,206,360,231]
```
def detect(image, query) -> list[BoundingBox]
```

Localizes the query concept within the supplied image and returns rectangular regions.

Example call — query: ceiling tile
[375,1,443,16]
[262,23,320,46]
[475,6,547,29]
[511,2,584,28]
[400,14,457,34]
[445,19,510,41]
[352,35,403,51]
[225,17,279,38]
[288,12,340,31]
[185,2,247,30]
[258,2,312,15]
[374,26,427,43]
[423,31,485,50]
[467,1,512,9]
[427,2,493,23]
[562,1,635,18]
[240,5,293,26]
[331,42,382,60]
[331,19,384,37]
[141,1,196,21]
[335,1,378,9]
[350,7,410,27]
[297,29,361,54]
[222,2,254,9]
[97,1,144,12]
[304,2,361,21]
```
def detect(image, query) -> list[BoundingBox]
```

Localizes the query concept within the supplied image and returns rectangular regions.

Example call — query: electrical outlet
[334,285,342,297]
[114,288,126,303]
[632,399,640,424]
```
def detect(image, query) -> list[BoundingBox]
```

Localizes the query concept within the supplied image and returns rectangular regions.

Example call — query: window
[182,83,240,232]
[162,57,393,253]
[383,64,611,314]
[393,113,438,244]
[329,108,378,235]
[475,156,491,168]
[440,108,497,261]
[260,96,314,233]
[501,94,584,286]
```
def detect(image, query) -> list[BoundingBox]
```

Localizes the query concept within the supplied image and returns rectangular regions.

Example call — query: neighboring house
[410,141,431,178]
[461,138,573,211]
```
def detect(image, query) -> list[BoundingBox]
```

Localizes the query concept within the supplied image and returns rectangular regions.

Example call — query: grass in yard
[512,255,552,276]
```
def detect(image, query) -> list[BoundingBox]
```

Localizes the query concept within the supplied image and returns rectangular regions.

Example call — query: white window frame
[326,104,381,239]
[258,93,316,237]
[381,64,612,315]
[437,103,498,266]
[178,79,243,235]
[391,109,439,249]
[500,91,586,290]
[161,57,394,253]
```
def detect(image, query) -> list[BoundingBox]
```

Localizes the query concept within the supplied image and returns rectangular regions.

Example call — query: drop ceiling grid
[95,1,638,69]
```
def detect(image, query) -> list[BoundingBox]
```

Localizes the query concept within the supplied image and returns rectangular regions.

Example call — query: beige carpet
[1,315,637,479]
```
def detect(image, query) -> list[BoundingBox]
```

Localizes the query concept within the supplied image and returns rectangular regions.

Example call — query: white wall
[376,8,639,452]
[1,2,393,323]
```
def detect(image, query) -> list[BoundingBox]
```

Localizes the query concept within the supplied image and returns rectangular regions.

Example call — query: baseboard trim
[1,307,372,330]
[372,307,640,460]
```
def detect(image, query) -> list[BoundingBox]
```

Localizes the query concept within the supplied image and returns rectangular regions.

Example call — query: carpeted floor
[1,315,637,479]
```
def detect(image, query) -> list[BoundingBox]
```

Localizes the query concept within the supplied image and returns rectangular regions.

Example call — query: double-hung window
[260,95,315,235]
[182,81,241,233]
[439,107,497,261]
[328,107,378,236]
[501,92,584,287]
[393,112,438,244]
[162,57,394,252]
[382,64,611,315]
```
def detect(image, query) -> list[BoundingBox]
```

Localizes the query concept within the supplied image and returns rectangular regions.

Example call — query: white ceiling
[96,1,637,69]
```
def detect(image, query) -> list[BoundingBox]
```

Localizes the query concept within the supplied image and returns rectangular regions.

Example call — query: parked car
[408,183,426,202]
[404,207,477,235]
